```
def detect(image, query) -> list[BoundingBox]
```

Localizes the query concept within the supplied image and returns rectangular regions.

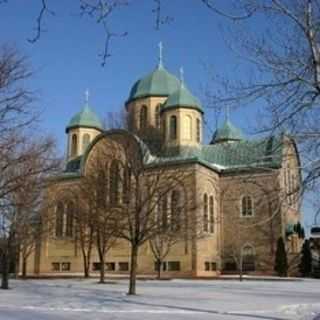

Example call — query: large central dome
[126,65,180,104]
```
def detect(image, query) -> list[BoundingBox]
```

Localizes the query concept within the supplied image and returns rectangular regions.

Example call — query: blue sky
[0,1,314,228]
[0,1,254,148]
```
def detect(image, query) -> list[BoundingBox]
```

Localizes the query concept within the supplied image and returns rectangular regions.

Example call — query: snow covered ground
[0,278,319,320]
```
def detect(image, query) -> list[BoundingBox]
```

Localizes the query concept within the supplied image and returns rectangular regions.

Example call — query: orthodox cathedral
[27,47,303,277]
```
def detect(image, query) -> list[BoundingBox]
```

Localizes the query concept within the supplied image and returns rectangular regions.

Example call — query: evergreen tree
[299,240,312,277]
[274,237,288,277]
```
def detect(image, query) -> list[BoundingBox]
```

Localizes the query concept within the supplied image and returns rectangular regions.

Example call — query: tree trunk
[156,259,161,280]
[82,253,90,278]
[239,255,243,282]
[84,258,90,278]
[22,257,27,279]
[1,253,9,290]
[128,244,138,295]
[14,246,20,279]
[99,256,105,283]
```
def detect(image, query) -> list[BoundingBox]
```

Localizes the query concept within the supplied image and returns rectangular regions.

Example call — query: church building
[27,48,303,277]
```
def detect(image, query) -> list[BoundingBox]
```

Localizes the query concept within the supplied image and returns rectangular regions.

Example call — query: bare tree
[149,187,203,280]
[80,140,124,283]
[201,1,320,203]
[73,193,95,278]
[0,46,60,289]
[100,133,195,295]
[0,135,59,288]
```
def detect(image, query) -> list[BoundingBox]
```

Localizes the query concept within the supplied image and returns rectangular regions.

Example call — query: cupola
[125,42,181,134]
[162,68,203,147]
[210,119,244,144]
[66,91,103,160]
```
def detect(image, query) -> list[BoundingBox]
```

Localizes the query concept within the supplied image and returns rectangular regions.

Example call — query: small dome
[127,65,180,103]
[162,83,203,113]
[66,105,103,133]
[210,120,244,144]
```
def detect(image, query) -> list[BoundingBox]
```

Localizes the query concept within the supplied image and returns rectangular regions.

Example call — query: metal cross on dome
[226,105,230,121]
[158,41,163,67]
[179,66,184,84]
[85,89,90,105]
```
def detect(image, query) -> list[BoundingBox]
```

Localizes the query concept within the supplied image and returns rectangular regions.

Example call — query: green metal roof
[127,65,180,103]
[147,135,283,171]
[200,136,282,169]
[62,130,283,177]
[162,83,203,113]
[211,120,244,144]
[66,105,103,133]
[65,156,82,173]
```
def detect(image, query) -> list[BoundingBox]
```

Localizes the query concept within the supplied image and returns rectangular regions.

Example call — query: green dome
[127,65,180,103]
[210,120,244,144]
[162,83,203,113]
[66,105,103,133]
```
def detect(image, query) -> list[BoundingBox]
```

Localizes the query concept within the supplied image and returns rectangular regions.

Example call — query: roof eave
[125,93,169,107]
[161,104,204,114]
[66,125,104,133]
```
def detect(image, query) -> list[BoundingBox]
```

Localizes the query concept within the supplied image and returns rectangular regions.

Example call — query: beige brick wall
[220,171,283,273]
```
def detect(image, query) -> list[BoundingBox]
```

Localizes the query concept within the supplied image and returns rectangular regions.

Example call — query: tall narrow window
[140,105,148,130]
[66,202,74,237]
[183,115,192,140]
[55,202,64,237]
[122,166,131,204]
[97,169,107,207]
[110,160,119,205]
[155,104,161,128]
[82,133,90,151]
[242,245,255,271]
[203,194,208,232]
[154,194,161,229]
[287,168,291,205]
[196,119,201,143]
[209,195,214,233]
[170,115,177,140]
[171,190,180,231]
[290,173,295,205]
[71,134,77,157]
[162,195,168,230]
[241,196,253,217]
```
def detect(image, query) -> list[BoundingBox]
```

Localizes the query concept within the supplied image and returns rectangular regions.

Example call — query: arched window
[242,244,255,271]
[203,194,208,232]
[290,173,295,205]
[183,115,192,140]
[209,195,214,233]
[82,133,90,151]
[169,115,177,140]
[55,202,64,237]
[96,169,107,208]
[110,160,120,205]
[140,105,148,130]
[122,166,131,204]
[66,202,74,237]
[285,164,292,205]
[196,119,201,143]
[154,194,161,229]
[171,190,180,231]
[71,134,77,157]
[155,104,161,128]
[241,196,253,217]
[162,195,168,230]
